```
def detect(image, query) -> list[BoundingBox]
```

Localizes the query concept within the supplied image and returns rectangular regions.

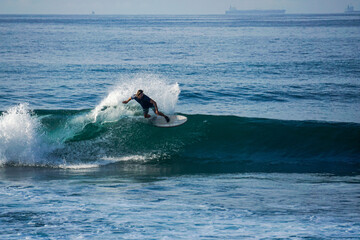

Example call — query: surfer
[122,90,170,122]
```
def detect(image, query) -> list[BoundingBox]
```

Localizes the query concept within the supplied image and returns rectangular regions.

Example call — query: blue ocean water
[0,14,360,239]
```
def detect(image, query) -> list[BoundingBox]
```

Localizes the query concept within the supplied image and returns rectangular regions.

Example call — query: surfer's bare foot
[165,116,170,123]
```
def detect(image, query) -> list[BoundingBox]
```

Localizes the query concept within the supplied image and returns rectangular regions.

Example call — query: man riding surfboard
[122,90,170,122]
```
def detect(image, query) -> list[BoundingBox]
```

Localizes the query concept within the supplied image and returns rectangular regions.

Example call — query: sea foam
[0,104,49,166]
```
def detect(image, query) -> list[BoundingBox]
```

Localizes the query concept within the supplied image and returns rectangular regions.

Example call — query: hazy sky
[0,0,359,14]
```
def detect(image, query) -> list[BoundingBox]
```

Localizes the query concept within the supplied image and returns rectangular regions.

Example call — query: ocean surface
[0,14,360,239]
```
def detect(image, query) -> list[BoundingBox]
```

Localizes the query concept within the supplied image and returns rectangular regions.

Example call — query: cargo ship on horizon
[344,5,360,14]
[225,6,285,15]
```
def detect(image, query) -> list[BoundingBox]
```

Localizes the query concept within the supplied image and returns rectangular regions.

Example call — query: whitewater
[1,14,360,239]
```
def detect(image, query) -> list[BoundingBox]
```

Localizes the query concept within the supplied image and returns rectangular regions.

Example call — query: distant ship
[225,6,285,15]
[344,5,360,14]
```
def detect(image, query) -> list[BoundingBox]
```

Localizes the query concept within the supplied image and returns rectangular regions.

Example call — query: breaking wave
[0,78,359,174]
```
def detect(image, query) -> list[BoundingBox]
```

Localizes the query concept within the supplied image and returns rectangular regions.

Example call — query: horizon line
[0,12,352,16]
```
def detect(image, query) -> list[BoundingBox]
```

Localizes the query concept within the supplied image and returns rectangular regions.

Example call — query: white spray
[0,104,49,166]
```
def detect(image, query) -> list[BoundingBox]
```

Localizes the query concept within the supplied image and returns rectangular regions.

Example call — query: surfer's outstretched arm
[122,97,132,104]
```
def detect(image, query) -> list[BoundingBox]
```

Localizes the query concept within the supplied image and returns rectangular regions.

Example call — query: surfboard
[150,115,187,128]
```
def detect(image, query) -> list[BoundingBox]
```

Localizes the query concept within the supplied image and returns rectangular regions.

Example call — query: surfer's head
[136,89,144,98]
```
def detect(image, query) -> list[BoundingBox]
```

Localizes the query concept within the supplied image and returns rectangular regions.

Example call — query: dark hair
[137,90,143,95]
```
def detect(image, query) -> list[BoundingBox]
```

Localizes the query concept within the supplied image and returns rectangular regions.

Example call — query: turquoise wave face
[2,105,358,174]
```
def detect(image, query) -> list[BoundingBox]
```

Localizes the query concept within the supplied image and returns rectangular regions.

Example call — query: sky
[0,0,359,14]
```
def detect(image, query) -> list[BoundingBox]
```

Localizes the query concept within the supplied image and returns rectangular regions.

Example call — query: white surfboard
[150,115,187,128]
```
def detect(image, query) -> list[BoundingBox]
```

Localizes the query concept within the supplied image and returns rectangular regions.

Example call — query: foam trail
[0,104,50,166]
[58,155,150,170]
